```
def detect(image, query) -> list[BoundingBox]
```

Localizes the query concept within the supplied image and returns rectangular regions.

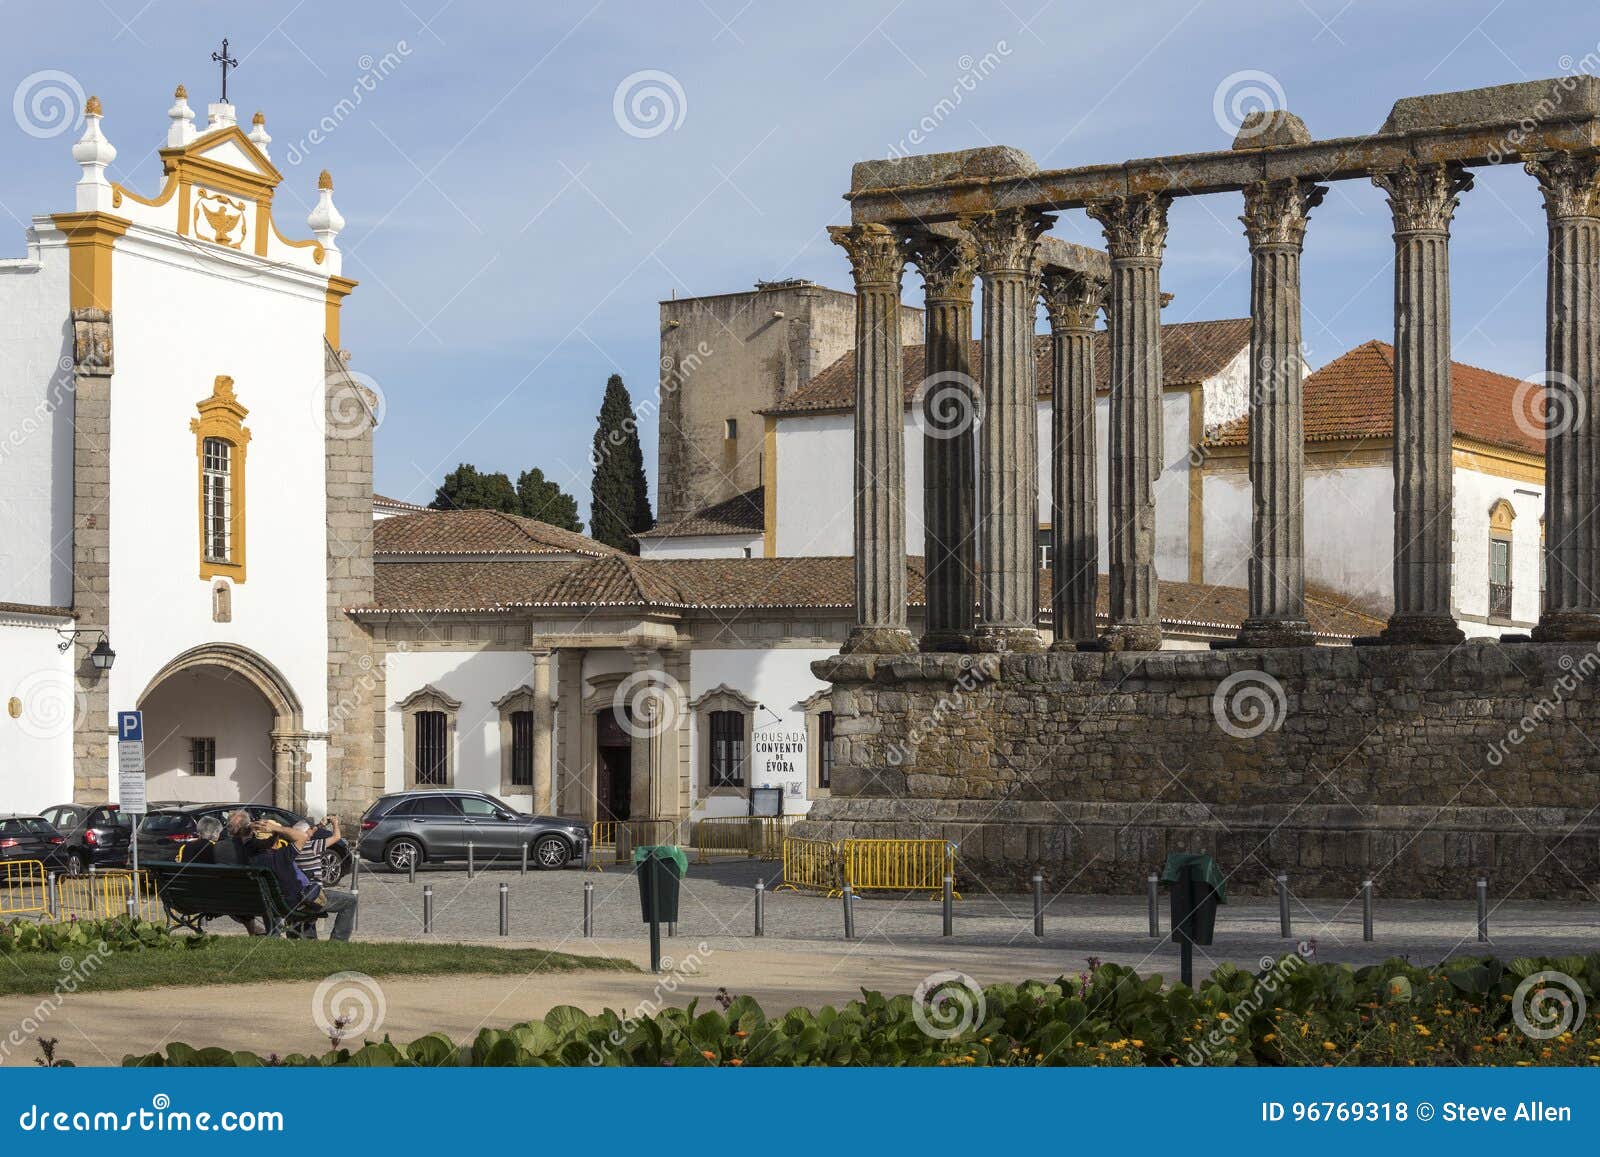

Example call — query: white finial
[308,170,345,262]
[167,84,196,147]
[72,95,117,211]
[247,110,270,158]
[206,101,236,131]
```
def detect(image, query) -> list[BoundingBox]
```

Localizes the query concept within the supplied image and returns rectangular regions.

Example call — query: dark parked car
[136,803,353,884]
[358,790,588,871]
[40,803,133,873]
[0,815,67,868]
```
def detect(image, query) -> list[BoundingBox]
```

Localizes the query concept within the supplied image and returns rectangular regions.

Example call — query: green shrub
[0,917,212,955]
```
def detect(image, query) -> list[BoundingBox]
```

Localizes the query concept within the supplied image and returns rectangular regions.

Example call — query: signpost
[116,711,145,914]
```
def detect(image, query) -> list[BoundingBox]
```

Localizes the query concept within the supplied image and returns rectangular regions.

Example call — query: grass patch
[0,937,634,996]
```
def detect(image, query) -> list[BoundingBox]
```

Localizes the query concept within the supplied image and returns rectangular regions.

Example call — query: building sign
[116,710,146,814]
[753,728,806,796]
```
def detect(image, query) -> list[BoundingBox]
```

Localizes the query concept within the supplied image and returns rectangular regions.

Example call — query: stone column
[1528,152,1600,641]
[1039,268,1106,648]
[627,648,660,821]
[530,649,555,813]
[1372,161,1472,645]
[905,229,979,651]
[1086,194,1172,651]
[829,224,916,655]
[968,208,1051,652]
[1236,179,1326,648]
[556,648,588,819]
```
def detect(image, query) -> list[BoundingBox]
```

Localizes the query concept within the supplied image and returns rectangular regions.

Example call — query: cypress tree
[588,374,654,553]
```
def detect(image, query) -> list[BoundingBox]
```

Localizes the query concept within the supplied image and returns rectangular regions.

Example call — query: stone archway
[137,644,309,811]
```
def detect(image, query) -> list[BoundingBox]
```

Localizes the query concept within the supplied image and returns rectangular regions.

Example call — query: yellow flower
[1263,1033,1277,1043]
[1415,1025,1431,1037]
[1322,1041,1337,1051]
[1131,1040,1144,1048]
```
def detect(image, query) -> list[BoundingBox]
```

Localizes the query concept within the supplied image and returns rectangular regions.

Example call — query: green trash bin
[1160,852,1226,947]
[634,845,686,924]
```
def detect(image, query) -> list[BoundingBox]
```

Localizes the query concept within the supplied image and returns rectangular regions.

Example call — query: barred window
[202,437,232,562]
[818,711,835,790]
[709,710,746,787]
[189,737,217,776]
[510,709,534,787]
[415,710,448,786]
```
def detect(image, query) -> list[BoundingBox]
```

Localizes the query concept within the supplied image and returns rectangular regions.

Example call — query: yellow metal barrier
[588,819,681,871]
[841,838,958,896]
[693,816,795,863]
[52,870,161,922]
[0,860,48,916]
[777,837,842,895]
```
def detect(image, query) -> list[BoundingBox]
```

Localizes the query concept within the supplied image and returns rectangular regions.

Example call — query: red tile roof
[765,318,1251,415]
[1208,340,1541,455]
[636,486,765,539]
[373,509,621,559]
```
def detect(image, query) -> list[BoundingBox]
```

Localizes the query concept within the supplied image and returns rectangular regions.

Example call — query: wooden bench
[145,861,327,937]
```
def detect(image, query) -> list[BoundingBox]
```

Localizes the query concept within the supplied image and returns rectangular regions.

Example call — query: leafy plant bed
[1,917,212,956]
[123,954,1600,1067]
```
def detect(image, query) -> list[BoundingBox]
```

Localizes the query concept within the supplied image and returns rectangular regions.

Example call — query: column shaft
[829,225,915,655]
[1373,161,1471,645]
[531,649,554,814]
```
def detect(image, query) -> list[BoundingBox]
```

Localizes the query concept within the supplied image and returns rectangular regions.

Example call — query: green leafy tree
[516,467,582,532]
[588,374,654,553]
[429,463,519,513]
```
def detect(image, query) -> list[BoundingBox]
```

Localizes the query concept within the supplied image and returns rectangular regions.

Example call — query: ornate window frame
[690,684,757,799]
[1488,498,1515,623]
[191,374,250,582]
[397,684,460,789]
[794,689,835,798]
[494,684,539,798]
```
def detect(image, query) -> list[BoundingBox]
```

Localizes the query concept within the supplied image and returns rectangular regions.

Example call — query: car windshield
[139,813,194,834]
[95,810,133,829]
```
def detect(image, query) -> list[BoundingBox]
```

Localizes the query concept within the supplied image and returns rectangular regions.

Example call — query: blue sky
[2,0,1594,518]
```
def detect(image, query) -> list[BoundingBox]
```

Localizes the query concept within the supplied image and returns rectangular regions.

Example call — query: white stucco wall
[141,667,275,804]
[0,611,76,814]
[1453,467,1543,632]
[639,534,762,559]
[0,233,73,608]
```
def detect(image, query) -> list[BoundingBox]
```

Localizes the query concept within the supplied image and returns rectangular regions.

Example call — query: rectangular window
[202,437,232,562]
[415,710,448,786]
[510,709,534,787]
[724,418,738,441]
[1489,538,1513,619]
[189,737,216,776]
[818,711,835,790]
[709,710,746,787]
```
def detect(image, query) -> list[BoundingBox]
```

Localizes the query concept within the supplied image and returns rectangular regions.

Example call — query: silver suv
[357,790,588,871]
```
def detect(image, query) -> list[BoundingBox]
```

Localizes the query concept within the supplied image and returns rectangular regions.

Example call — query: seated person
[246,818,358,942]
[175,814,264,935]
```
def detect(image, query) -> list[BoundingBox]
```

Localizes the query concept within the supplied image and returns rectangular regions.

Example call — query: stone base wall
[795,643,1600,898]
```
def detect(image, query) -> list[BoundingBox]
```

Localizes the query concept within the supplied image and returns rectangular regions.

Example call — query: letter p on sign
[117,710,142,743]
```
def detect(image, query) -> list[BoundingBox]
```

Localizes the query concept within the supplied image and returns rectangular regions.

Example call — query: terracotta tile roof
[373,493,428,513]
[636,486,765,539]
[371,561,579,612]
[0,601,74,619]
[765,318,1251,415]
[1208,340,1542,455]
[372,509,621,559]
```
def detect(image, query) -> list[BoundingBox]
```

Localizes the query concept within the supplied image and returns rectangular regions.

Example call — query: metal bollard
[350,882,360,936]
[1362,878,1374,942]
[499,882,509,937]
[1277,873,1292,938]
[1477,877,1489,942]
[467,841,476,879]
[422,883,434,933]
[942,875,954,937]
[667,921,675,938]
[408,852,417,885]
[126,894,136,920]
[582,880,594,938]
[46,872,58,919]
[1147,872,1159,937]
[521,841,529,876]
[842,885,856,940]
[754,879,765,938]
[1032,873,1045,938]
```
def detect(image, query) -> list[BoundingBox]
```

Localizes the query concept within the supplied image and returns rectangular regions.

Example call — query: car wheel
[322,848,349,885]
[386,838,423,873]
[533,835,571,870]
[65,851,86,876]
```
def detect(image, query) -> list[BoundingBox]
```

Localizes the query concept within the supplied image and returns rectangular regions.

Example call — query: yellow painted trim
[50,212,130,311]
[190,375,250,583]
[1453,438,1545,486]
[1186,386,1205,584]
[111,171,179,211]
[324,275,358,347]
[253,201,270,257]
[159,125,283,203]
[271,217,325,264]
[1488,498,1517,534]
[762,416,778,558]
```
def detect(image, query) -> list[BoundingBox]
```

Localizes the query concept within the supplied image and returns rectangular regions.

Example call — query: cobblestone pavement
[334,855,1600,974]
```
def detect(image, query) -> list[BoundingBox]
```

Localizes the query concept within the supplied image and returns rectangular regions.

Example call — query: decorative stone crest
[70,308,113,375]
[904,230,978,301]
[827,223,908,287]
[1039,269,1108,331]
[1371,160,1473,234]
[193,187,249,249]
[1085,193,1173,260]
[965,207,1052,274]
[1525,151,1600,220]
[1240,179,1328,248]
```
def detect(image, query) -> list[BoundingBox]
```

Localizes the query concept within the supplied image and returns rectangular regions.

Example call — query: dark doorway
[595,707,632,821]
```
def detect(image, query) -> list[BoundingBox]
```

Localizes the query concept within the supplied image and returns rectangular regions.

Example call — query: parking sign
[116,710,146,814]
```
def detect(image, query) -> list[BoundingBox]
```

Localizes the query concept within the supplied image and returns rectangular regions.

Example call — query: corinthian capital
[965,207,1053,274]
[1525,151,1600,221]
[1085,193,1173,261]
[1240,179,1327,248]
[828,223,907,287]
[1371,160,1473,234]
[904,229,978,302]
[1039,269,1107,332]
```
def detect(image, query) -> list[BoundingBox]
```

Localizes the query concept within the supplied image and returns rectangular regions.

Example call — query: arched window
[191,375,250,582]
[1488,499,1515,622]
